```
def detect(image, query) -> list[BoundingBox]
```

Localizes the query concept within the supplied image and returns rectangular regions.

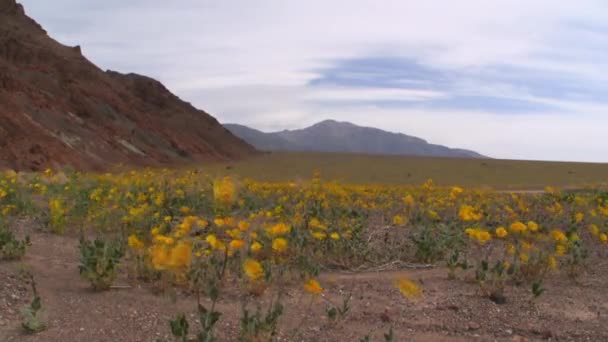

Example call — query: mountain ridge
[0,0,255,171]
[224,120,486,159]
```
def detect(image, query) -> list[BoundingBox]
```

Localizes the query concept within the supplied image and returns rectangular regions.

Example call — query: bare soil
[1,221,608,342]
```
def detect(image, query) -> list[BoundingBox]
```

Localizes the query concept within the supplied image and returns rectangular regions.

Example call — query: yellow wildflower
[229,239,246,250]
[243,259,264,281]
[521,241,533,251]
[169,241,192,268]
[250,241,263,252]
[154,235,174,246]
[311,231,327,240]
[589,224,599,236]
[403,194,415,206]
[213,176,236,206]
[304,279,323,295]
[395,276,422,300]
[551,229,567,243]
[238,220,250,231]
[507,244,516,255]
[495,227,508,238]
[458,205,483,221]
[206,234,225,250]
[127,234,144,251]
[510,221,527,233]
[272,238,288,253]
[547,255,558,270]
[393,215,406,225]
[555,244,567,256]
[150,245,170,270]
[266,222,291,236]
[309,218,327,230]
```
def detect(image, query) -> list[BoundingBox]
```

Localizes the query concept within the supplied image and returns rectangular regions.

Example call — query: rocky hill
[225,120,485,158]
[0,0,255,171]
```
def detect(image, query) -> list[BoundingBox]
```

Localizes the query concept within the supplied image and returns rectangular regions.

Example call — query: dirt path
[2,222,608,341]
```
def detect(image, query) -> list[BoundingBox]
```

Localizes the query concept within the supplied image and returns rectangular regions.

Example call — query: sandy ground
[1,221,608,342]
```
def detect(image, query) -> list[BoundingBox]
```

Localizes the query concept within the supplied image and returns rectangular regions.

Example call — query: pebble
[505,328,513,335]
[468,322,481,330]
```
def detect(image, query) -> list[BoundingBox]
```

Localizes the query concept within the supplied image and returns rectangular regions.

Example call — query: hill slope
[0,0,255,171]
[224,120,485,158]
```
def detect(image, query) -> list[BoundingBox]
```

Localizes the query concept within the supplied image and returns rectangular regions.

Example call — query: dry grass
[201,151,608,189]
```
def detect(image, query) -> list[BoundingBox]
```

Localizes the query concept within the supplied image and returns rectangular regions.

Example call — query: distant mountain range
[224,120,485,158]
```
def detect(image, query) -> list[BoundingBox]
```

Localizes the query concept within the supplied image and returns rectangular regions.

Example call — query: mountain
[222,124,298,151]
[0,0,255,171]
[224,120,485,158]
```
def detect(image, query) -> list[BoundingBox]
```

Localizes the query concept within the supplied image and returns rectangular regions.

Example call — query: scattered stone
[489,292,507,304]
[468,322,481,330]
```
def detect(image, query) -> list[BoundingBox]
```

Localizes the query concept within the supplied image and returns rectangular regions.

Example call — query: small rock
[468,322,481,330]
[511,335,524,342]
[80,327,85,331]
[505,329,513,335]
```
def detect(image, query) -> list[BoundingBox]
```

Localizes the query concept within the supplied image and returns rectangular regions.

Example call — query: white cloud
[19,0,608,162]
[304,87,445,102]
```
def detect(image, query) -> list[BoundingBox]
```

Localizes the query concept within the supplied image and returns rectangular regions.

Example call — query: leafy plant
[531,280,545,299]
[0,219,30,260]
[239,302,284,341]
[20,272,46,334]
[78,236,124,290]
[197,303,222,342]
[169,313,189,342]
[445,249,469,279]
[169,304,222,342]
[384,326,395,342]
[411,225,461,263]
[326,291,351,322]
[564,239,588,279]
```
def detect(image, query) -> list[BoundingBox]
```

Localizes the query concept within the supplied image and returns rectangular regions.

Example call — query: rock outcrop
[0,0,255,171]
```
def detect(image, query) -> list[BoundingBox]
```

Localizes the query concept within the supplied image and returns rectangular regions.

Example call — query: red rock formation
[0,0,256,171]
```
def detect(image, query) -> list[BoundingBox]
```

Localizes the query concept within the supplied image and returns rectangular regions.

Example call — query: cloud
[19,0,608,162]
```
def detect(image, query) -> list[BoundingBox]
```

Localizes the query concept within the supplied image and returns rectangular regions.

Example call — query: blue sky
[20,0,608,162]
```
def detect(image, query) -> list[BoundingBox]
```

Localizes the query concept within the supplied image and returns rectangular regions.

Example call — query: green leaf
[384,326,394,342]
[31,296,41,312]
[169,313,189,337]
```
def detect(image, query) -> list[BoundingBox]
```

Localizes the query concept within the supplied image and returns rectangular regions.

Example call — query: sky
[20,0,608,162]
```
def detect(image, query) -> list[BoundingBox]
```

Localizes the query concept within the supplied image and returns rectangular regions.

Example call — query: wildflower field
[1,162,608,341]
